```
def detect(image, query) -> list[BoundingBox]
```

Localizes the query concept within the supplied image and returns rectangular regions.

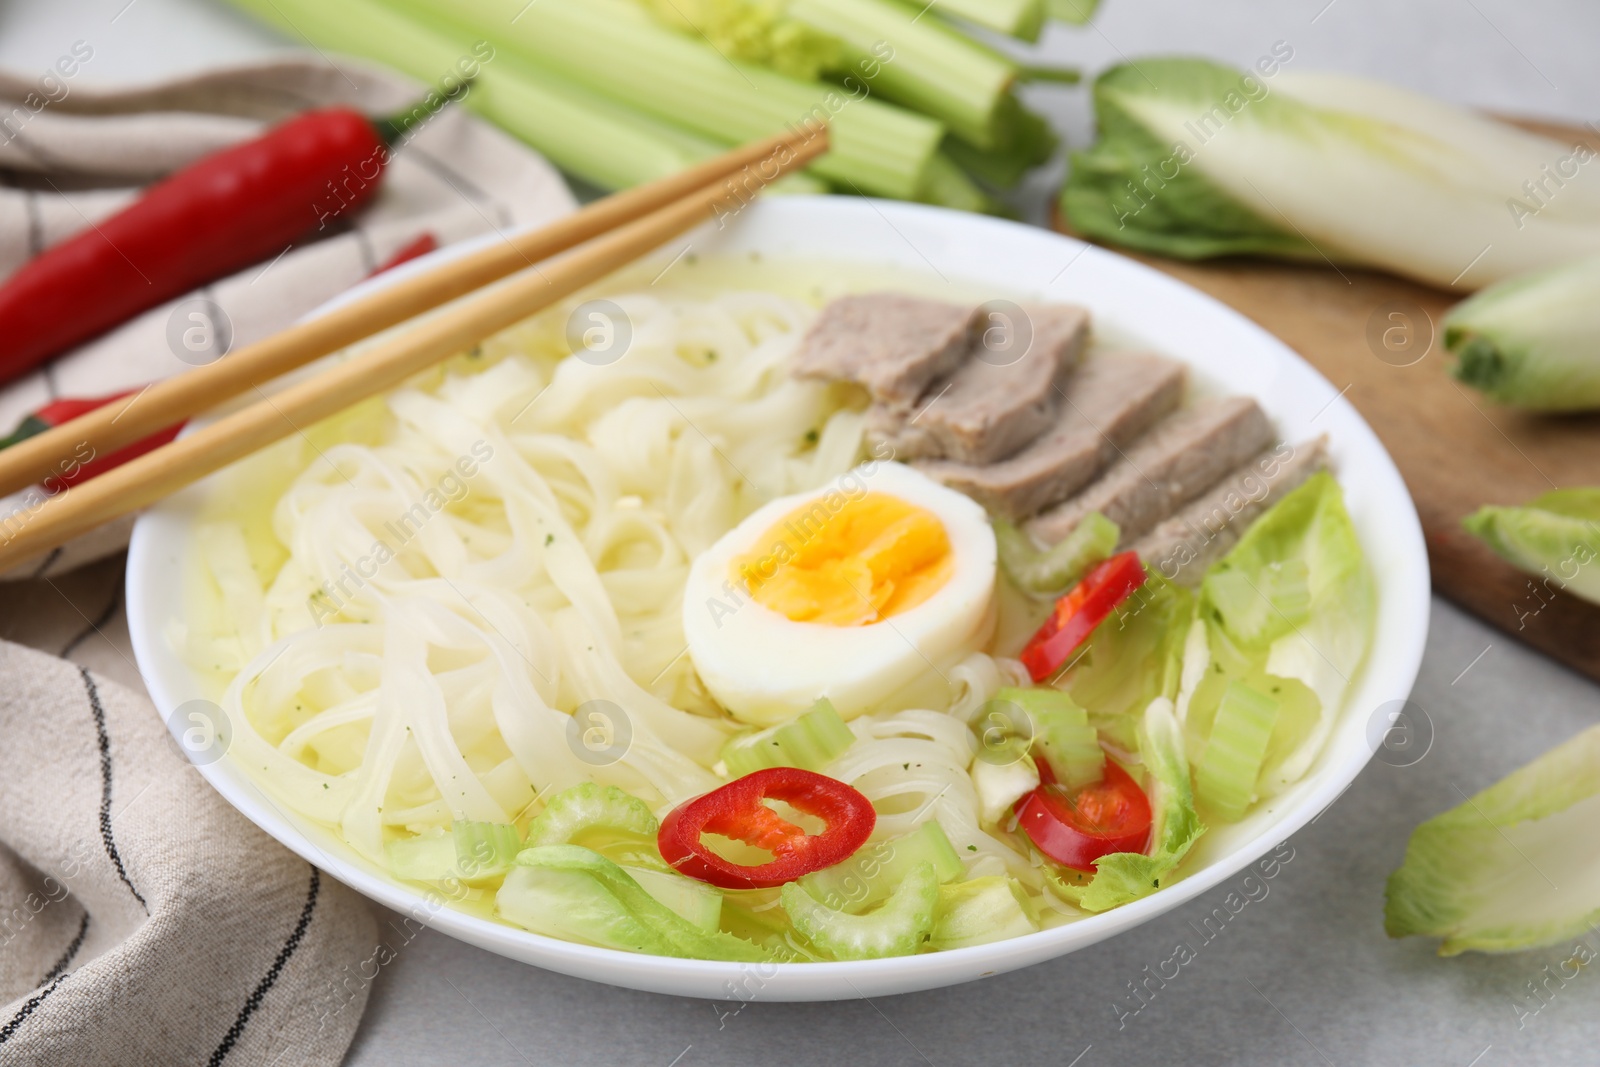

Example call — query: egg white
[683,461,997,727]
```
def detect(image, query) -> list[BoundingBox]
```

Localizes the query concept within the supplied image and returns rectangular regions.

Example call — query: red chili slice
[1017,760,1153,872]
[658,768,876,889]
[1019,551,1148,682]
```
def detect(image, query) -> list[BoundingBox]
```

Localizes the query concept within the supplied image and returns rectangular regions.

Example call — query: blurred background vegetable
[1446,256,1600,409]
[1463,490,1600,606]
[1061,58,1600,290]
[225,0,1089,212]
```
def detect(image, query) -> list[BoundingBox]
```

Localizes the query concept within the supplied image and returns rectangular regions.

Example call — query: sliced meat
[1130,436,1330,585]
[916,351,1186,520]
[790,293,980,407]
[868,304,1090,465]
[1026,395,1273,548]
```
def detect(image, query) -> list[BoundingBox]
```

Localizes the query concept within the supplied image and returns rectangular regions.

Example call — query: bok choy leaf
[1186,471,1374,806]
[1386,725,1600,955]
[499,845,770,960]
[1063,58,1600,290]
[1463,490,1600,606]
[1446,256,1600,410]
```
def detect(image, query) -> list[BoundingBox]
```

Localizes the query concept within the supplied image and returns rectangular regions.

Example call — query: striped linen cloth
[0,55,575,1065]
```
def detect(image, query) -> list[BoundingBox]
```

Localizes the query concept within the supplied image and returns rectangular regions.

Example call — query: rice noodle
[189,290,1035,890]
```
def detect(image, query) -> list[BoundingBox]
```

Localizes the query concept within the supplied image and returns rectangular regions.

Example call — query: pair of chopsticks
[0,127,829,572]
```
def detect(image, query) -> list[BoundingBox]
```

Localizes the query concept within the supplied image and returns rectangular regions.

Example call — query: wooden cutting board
[1056,118,1600,685]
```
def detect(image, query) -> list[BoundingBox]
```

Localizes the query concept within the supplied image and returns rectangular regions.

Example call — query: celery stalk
[941,98,1060,195]
[387,0,821,195]
[389,0,942,199]
[1047,0,1101,24]
[916,152,1005,214]
[788,0,1017,147]
[223,0,720,190]
[934,0,1046,42]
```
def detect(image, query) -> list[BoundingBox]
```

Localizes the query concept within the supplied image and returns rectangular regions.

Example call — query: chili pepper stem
[0,416,51,452]
[371,77,478,146]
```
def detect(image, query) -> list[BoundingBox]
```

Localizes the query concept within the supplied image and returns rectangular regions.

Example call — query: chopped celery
[782,861,939,959]
[1077,697,1204,911]
[390,0,943,199]
[996,513,1120,596]
[1203,557,1312,647]
[970,746,1040,825]
[933,0,1046,41]
[453,821,523,877]
[798,820,965,912]
[524,783,658,848]
[386,833,457,883]
[787,0,1017,147]
[623,865,723,932]
[224,0,716,190]
[1195,681,1280,822]
[721,698,856,777]
[386,820,522,884]
[499,845,769,960]
[931,877,1039,950]
[996,686,1104,789]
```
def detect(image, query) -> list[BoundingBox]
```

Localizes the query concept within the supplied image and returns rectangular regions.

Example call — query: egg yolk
[733,492,954,626]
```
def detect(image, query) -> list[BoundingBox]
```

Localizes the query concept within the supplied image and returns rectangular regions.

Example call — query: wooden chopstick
[0,127,824,501]
[0,129,828,572]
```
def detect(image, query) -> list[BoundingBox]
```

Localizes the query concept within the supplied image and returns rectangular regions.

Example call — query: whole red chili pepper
[0,230,442,497]
[0,103,427,382]
[0,390,183,493]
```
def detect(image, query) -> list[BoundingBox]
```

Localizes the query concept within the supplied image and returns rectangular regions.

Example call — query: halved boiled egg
[683,461,997,726]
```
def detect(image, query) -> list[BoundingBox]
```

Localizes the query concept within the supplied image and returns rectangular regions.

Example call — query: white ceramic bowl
[127,197,1430,1001]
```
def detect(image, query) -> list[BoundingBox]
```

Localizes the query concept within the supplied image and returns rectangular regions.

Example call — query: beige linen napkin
[0,53,577,581]
[0,54,578,1065]
[0,638,378,1066]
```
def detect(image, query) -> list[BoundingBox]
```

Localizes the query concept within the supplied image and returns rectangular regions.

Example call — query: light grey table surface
[3,1,1598,1064]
